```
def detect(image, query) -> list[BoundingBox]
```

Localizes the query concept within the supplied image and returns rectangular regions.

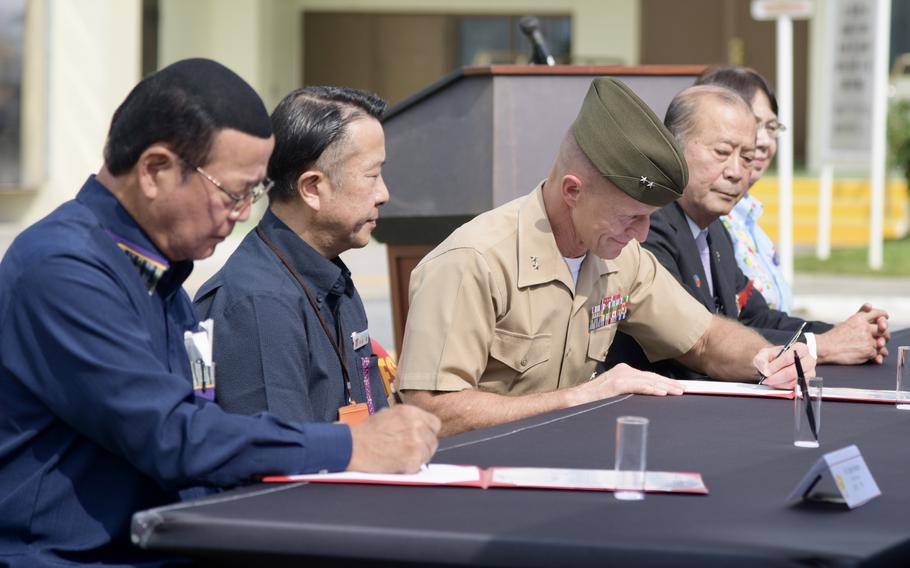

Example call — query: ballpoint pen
[758,321,808,385]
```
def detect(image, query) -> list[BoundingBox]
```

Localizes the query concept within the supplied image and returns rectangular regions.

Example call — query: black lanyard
[256,226,356,405]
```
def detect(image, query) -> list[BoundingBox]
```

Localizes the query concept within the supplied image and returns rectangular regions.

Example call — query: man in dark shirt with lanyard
[195,87,392,426]
[0,59,439,568]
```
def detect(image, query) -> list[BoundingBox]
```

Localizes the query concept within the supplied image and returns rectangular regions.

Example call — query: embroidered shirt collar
[76,175,192,296]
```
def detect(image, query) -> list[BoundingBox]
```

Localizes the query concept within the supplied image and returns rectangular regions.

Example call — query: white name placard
[351,329,370,350]
[788,445,881,509]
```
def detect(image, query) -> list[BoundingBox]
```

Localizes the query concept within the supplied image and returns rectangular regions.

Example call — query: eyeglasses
[194,166,273,214]
[761,120,787,139]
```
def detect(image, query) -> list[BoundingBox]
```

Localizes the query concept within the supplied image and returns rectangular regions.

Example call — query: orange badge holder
[338,402,370,425]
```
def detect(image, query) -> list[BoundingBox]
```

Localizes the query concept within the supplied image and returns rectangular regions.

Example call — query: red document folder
[263,464,708,494]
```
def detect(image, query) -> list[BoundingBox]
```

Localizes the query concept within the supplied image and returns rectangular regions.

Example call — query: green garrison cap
[571,77,688,207]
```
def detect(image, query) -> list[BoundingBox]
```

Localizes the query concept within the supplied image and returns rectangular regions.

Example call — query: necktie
[695,229,714,298]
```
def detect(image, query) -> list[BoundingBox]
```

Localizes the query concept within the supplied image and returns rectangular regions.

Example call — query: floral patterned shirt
[720,194,793,312]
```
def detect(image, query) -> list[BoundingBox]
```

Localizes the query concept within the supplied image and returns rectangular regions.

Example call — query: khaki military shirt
[397,184,712,395]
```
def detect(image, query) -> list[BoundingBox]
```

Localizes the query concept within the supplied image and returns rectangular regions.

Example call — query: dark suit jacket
[604,201,832,379]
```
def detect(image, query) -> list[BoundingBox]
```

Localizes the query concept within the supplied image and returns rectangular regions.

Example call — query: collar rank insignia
[589,292,630,331]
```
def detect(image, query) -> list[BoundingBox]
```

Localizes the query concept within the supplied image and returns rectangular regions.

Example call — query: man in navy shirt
[0,58,439,568]
[195,87,391,424]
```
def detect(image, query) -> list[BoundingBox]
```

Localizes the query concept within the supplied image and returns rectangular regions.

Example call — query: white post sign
[752,0,813,284]
[820,0,891,269]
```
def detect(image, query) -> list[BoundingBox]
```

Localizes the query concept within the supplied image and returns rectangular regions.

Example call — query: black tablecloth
[132,329,910,567]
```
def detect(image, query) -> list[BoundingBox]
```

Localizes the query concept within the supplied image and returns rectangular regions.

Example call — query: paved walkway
[792,274,910,330]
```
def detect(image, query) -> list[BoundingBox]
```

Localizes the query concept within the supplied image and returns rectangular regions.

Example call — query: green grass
[794,237,910,276]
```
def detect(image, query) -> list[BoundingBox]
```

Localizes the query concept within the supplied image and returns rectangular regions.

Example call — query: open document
[263,464,708,494]
[683,380,909,404]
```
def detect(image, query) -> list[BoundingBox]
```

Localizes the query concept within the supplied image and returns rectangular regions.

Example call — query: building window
[457,15,571,66]
[0,0,25,187]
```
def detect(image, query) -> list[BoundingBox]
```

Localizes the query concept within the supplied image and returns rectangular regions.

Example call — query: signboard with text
[821,0,879,163]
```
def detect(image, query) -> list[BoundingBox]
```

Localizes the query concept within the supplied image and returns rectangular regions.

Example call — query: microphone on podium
[518,16,556,66]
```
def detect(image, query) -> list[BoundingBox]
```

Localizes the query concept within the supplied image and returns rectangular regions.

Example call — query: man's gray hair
[664,85,752,146]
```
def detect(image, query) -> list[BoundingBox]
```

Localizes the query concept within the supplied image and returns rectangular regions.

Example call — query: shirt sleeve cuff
[803,332,818,359]
[300,422,352,473]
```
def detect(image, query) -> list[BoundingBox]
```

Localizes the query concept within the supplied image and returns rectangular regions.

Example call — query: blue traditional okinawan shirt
[720,193,793,312]
[0,176,352,567]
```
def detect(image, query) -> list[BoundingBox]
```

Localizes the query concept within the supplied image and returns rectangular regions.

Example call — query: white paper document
[684,380,910,404]
[682,380,791,398]
[490,467,708,493]
[267,464,482,486]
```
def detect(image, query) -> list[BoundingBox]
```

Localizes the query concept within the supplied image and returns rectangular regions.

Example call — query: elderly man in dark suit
[606,85,889,379]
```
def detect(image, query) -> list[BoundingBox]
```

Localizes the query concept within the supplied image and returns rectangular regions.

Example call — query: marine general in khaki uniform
[397,78,814,436]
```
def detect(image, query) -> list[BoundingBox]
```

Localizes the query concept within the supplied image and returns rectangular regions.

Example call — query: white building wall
[159,0,640,110]
[4,0,637,232]
[1,0,141,228]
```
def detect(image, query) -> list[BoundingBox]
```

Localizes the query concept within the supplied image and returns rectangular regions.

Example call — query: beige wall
[158,0,640,110]
[4,0,635,230]
[158,0,273,102]
[0,0,141,227]
[295,0,639,73]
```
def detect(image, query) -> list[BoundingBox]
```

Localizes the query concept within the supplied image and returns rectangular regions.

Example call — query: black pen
[758,321,808,385]
[794,352,818,442]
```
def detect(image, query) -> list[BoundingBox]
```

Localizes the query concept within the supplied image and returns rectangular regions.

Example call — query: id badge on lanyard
[338,402,370,425]
[258,226,377,425]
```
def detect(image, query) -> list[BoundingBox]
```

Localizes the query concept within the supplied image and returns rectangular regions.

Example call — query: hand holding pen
[754,322,816,389]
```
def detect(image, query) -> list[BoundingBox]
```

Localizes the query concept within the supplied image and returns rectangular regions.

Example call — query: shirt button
[316,296,323,304]
[520,358,528,367]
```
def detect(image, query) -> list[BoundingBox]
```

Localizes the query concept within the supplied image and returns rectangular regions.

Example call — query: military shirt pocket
[587,323,618,361]
[490,329,551,373]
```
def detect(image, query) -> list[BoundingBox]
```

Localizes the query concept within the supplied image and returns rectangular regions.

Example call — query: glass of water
[614,416,648,500]
[794,377,822,448]
[897,346,910,410]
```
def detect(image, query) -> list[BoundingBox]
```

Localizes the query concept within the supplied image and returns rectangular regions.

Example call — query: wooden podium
[373,65,704,353]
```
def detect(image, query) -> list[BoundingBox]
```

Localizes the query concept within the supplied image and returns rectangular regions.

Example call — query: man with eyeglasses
[0,60,439,568]
[195,86,393,426]
[605,84,890,379]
